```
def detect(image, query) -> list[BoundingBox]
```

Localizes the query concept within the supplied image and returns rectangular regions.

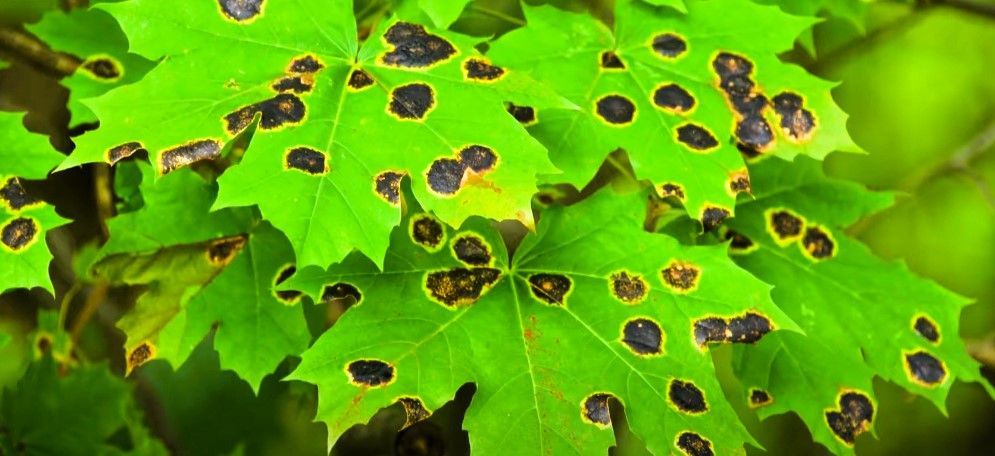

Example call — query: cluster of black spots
[659,183,686,200]
[723,229,754,251]
[905,351,946,386]
[388,83,435,120]
[218,0,264,22]
[772,92,816,140]
[398,397,430,429]
[701,206,730,232]
[600,51,625,69]
[347,69,375,90]
[669,379,708,414]
[159,139,221,174]
[712,52,775,154]
[661,261,700,292]
[82,57,122,80]
[506,103,537,125]
[128,342,155,370]
[425,267,501,307]
[411,214,445,250]
[727,171,751,194]
[382,21,457,68]
[768,209,803,241]
[452,235,491,266]
[693,312,772,346]
[653,84,695,114]
[651,33,687,59]
[528,273,572,305]
[914,315,940,343]
[374,171,404,205]
[347,359,395,387]
[1,217,38,251]
[676,432,714,456]
[272,76,313,93]
[273,265,303,303]
[749,389,772,407]
[289,55,323,74]
[321,282,362,304]
[285,147,328,175]
[1,178,39,211]
[825,391,874,445]
[224,93,307,134]
[595,94,637,125]
[802,226,835,260]
[582,393,615,427]
[426,145,498,196]
[463,58,506,81]
[106,142,145,164]
[675,123,719,151]
[206,234,247,266]
[621,318,663,355]
[610,271,648,304]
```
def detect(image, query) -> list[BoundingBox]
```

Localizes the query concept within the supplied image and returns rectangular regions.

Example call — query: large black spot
[730,93,768,116]
[712,52,753,80]
[905,351,946,385]
[826,411,856,444]
[375,171,404,205]
[825,391,874,444]
[694,318,728,345]
[582,393,614,426]
[1,217,38,251]
[382,22,457,68]
[600,51,625,69]
[347,359,394,387]
[914,316,940,343]
[224,93,307,134]
[676,124,718,150]
[772,92,816,140]
[610,272,647,304]
[769,210,803,240]
[676,432,713,456]
[459,145,497,173]
[411,215,445,249]
[426,158,466,195]
[82,57,122,80]
[661,261,699,292]
[272,76,313,93]
[289,55,323,74]
[595,95,636,125]
[285,147,327,175]
[464,58,505,81]
[749,389,772,406]
[1,178,39,211]
[701,207,729,232]
[653,84,695,113]
[802,226,835,259]
[347,69,375,90]
[425,268,502,307]
[669,379,708,414]
[507,103,537,125]
[622,318,663,355]
[724,230,754,251]
[736,115,774,150]
[651,33,687,58]
[107,142,145,164]
[321,282,363,304]
[727,313,772,343]
[528,273,572,305]
[388,83,435,120]
[218,0,264,22]
[452,235,491,266]
[840,392,874,425]
[160,139,221,174]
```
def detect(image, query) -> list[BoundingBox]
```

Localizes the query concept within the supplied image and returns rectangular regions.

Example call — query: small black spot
[661,261,700,292]
[464,58,505,81]
[224,93,307,134]
[411,214,445,250]
[82,57,122,80]
[769,210,803,240]
[723,230,754,251]
[274,265,302,303]
[582,393,613,426]
[712,52,753,80]
[425,267,502,307]
[347,69,375,90]
[772,92,816,140]
[749,389,772,406]
[676,432,714,456]
[728,172,751,194]
[659,183,685,200]
[693,318,727,345]
[347,359,395,387]
[218,0,263,22]
[506,103,537,125]
[736,115,774,150]
[701,207,729,232]
[595,95,636,125]
[128,343,155,369]
[375,171,404,205]
[676,124,718,151]
[914,316,940,343]
[382,22,457,68]
[905,351,946,386]
[426,158,466,195]
[459,145,497,173]
[610,272,647,304]
[289,55,323,73]
[107,142,145,164]
[622,318,663,355]
[1,178,39,211]
[272,76,313,93]
[653,84,695,113]
[802,226,835,259]
[399,397,430,429]
[159,139,222,174]
[388,83,435,120]
[452,235,491,266]
[652,33,687,58]
[285,147,328,175]
[528,273,572,305]
[727,313,772,343]
[2,217,37,251]
[669,379,708,413]
[321,282,362,304]
[600,51,625,69]
[207,234,247,266]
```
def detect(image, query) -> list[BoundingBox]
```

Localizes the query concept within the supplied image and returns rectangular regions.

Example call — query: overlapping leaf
[60,0,564,269]
[288,189,795,455]
[486,0,857,222]
[757,0,867,55]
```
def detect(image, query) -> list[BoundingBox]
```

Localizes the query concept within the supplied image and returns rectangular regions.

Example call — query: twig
[967,336,995,370]
[70,281,108,345]
[0,27,80,77]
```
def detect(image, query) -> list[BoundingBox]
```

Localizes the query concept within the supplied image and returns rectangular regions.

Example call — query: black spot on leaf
[693,318,727,346]
[659,183,685,200]
[284,147,328,175]
[582,393,614,426]
[701,206,729,232]
[610,271,648,304]
[730,93,768,116]
[128,342,155,371]
[452,234,492,266]
[399,397,430,429]
[600,51,625,69]
[724,230,754,252]
[375,171,404,205]
[2,217,38,251]
[459,145,497,173]
[712,52,753,80]
[289,55,323,74]
[905,351,946,386]
[411,214,445,250]
[272,76,313,93]
[653,84,695,113]
[676,432,714,456]
[727,313,772,343]
[82,57,122,80]
[347,69,375,90]
[225,93,306,134]
[207,234,247,266]
[321,282,362,304]
[388,83,435,120]
[463,58,505,81]
[347,359,395,387]
[652,33,687,58]
[728,171,751,194]
[1,178,39,211]
[914,315,940,343]
[768,209,803,241]
[528,273,572,305]
[425,268,501,307]
[106,142,145,164]
[802,226,836,260]
[507,103,537,125]
[382,22,457,68]
[669,379,708,413]
[426,158,466,195]
[735,115,774,151]
[676,124,718,151]
[622,318,663,355]
[749,389,772,407]
[274,265,302,303]
[661,261,700,292]
[160,139,222,174]
[595,95,636,125]
[825,391,874,445]
[772,92,816,140]
[218,0,264,22]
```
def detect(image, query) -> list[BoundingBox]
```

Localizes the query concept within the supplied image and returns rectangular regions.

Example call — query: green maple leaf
[59,0,564,269]
[756,0,868,55]
[0,112,63,179]
[721,157,993,454]
[288,188,795,455]
[486,0,857,224]
[0,0,58,26]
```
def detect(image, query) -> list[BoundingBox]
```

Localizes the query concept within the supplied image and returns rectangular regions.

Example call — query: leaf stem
[0,26,80,77]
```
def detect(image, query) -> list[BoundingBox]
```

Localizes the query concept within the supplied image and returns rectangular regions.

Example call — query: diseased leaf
[288,189,795,455]
[1,177,68,294]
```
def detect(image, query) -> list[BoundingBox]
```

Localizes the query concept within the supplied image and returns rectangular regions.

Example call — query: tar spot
[458,145,497,173]
[676,432,713,456]
[723,230,754,251]
[1,217,38,251]
[382,21,457,68]
[207,234,247,266]
[727,313,772,343]
[826,412,855,444]
[1,178,39,211]
[388,83,435,120]
[712,52,753,80]
[464,58,506,81]
[728,171,751,194]
[160,139,221,174]
[411,214,445,250]
[772,92,816,140]
[595,95,636,125]
[693,318,727,345]
[653,84,695,113]
[749,389,772,407]
[506,103,537,125]
[582,393,614,427]
[274,265,302,303]
[425,267,501,307]
[802,226,835,260]
[285,147,328,175]
[669,379,708,413]
[107,142,145,164]
[661,261,700,292]
[128,343,155,370]
[321,282,362,304]
[652,33,687,58]
[622,318,663,355]
[399,397,430,429]
[426,158,466,195]
[289,55,323,73]
[737,141,764,160]
[224,93,307,134]
[914,316,940,343]
[82,57,122,80]
[528,273,572,305]
[272,76,313,93]
[905,351,946,386]
[826,391,874,444]
[736,115,774,150]
[659,183,685,200]
[600,51,625,69]
[218,0,263,22]
[769,210,803,241]
[347,359,395,387]
[610,271,648,304]
[452,235,491,266]
[841,392,874,425]
[701,207,729,232]
[347,69,375,90]
[375,171,404,205]
[730,93,768,116]
[676,124,719,151]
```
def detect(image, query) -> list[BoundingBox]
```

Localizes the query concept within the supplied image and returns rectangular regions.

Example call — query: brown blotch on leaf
[749,389,772,407]
[701,206,729,232]
[658,183,686,200]
[727,312,772,343]
[1,217,38,251]
[661,261,700,292]
[106,142,145,164]
[426,158,466,195]
[693,317,727,346]
[582,393,615,427]
[728,171,751,195]
[452,234,492,266]
[768,209,804,241]
[459,145,498,173]
[207,234,247,266]
[676,432,714,456]
[914,315,940,343]
[610,271,648,304]
[425,267,501,307]
[388,83,435,120]
[289,55,323,74]
[272,76,313,93]
[676,123,719,151]
[772,92,816,140]
[382,21,457,68]
[825,391,874,445]
[528,273,572,305]
[159,139,222,175]
[128,342,155,371]
[398,397,431,429]
[507,103,537,125]
[411,214,445,250]
[285,147,328,175]
[347,69,375,90]
[274,265,302,303]
[595,94,636,125]
[463,58,506,81]
[374,171,404,205]
[653,83,695,113]
[218,0,264,22]
[347,359,395,387]
[736,115,774,151]
[652,33,687,58]
[723,229,754,252]
[600,51,625,69]
[1,178,39,211]
[321,282,362,304]
[82,57,122,80]
[712,52,753,81]
[622,318,663,355]
[802,226,835,260]
[905,351,946,386]
[224,93,307,134]
[669,379,708,414]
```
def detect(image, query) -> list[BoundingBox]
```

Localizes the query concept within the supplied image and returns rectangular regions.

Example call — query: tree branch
[0,26,80,77]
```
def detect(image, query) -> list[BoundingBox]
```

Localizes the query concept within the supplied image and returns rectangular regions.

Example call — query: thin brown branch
[967,336,995,370]
[70,281,108,345]
[0,26,80,77]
